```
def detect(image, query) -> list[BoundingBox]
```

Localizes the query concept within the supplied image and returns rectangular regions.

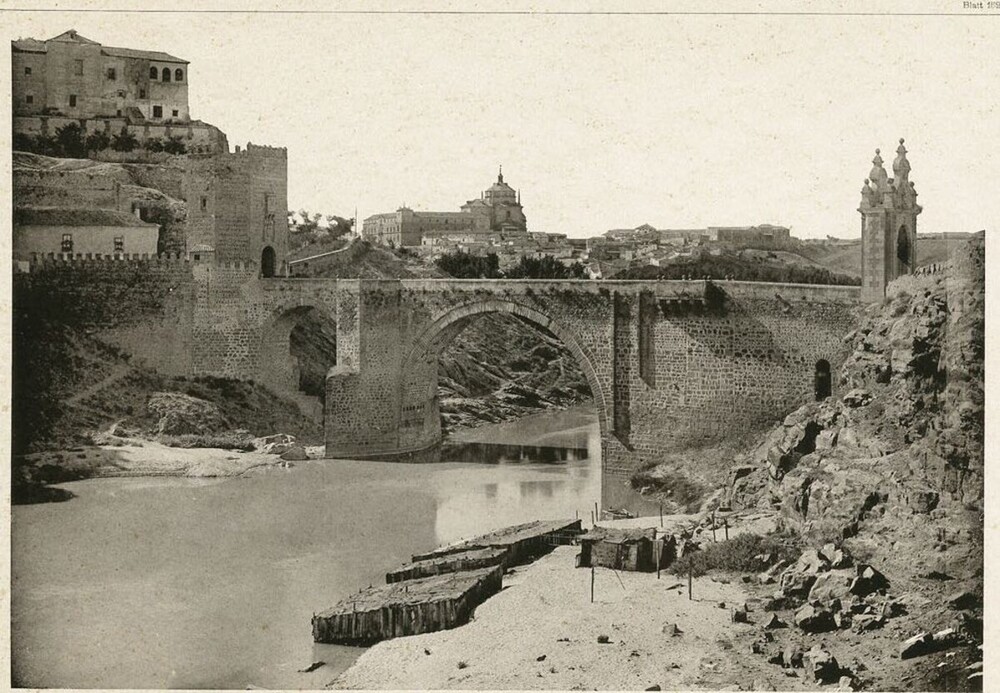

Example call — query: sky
[4,7,999,238]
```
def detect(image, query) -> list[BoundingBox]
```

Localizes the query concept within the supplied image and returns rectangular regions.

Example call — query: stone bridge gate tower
[859,138,922,302]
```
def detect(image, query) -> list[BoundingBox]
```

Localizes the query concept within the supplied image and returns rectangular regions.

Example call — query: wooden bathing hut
[577,527,676,572]
[386,546,508,584]
[412,518,583,568]
[312,565,503,645]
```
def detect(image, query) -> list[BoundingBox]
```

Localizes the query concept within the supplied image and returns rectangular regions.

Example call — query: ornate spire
[869,148,889,190]
[892,138,911,183]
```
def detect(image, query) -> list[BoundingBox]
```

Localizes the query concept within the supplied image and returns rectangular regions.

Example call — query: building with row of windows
[12,29,190,122]
[362,168,528,247]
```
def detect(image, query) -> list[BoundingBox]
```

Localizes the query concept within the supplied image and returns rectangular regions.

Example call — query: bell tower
[859,138,922,302]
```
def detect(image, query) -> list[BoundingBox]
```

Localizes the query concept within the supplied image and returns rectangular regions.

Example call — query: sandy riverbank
[332,513,802,691]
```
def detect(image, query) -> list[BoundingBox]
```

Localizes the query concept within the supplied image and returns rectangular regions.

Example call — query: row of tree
[13,123,187,158]
[615,255,861,285]
[435,251,587,279]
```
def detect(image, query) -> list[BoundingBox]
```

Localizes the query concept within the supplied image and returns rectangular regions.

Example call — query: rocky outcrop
[728,237,984,539]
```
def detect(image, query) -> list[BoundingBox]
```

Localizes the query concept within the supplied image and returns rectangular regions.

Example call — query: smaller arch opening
[261,246,276,278]
[814,359,832,401]
[161,67,171,83]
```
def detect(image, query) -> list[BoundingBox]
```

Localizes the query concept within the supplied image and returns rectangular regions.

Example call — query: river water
[11,406,601,690]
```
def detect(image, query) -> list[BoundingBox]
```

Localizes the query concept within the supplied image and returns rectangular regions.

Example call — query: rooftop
[12,30,188,64]
[14,206,159,228]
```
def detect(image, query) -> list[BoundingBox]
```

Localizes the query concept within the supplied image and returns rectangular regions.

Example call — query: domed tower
[859,139,921,302]
[482,166,527,233]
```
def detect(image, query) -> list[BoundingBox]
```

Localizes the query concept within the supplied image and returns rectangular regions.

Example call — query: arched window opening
[149,66,158,79]
[261,246,276,278]
[162,67,171,83]
[896,225,911,268]
[815,359,832,401]
[174,68,184,82]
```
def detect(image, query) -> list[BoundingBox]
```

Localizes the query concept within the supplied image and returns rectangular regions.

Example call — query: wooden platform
[312,566,503,645]
[386,546,508,584]
[412,518,583,567]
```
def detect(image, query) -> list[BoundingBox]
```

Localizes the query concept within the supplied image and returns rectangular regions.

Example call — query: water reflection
[441,441,590,465]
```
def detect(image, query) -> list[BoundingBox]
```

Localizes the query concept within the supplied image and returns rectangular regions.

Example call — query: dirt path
[332,545,803,691]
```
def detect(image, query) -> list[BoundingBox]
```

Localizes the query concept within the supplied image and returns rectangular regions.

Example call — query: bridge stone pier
[223,276,860,507]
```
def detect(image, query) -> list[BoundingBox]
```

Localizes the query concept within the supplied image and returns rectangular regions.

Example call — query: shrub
[54,122,87,158]
[111,126,139,152]
[85,130,111,152]
[163,135,187,154]
[670,531,802,578]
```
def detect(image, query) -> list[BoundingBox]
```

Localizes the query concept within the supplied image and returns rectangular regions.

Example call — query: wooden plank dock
[386,546,508,584]
[312,565,503,645]
[412,518,583,567]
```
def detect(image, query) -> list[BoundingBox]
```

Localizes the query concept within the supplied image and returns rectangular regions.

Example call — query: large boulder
[147,392,229,436]
[803,645,841,683]
[254,433,297,454]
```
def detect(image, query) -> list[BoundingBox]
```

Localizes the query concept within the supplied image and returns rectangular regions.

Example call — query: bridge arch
[258,299,337,420]
[402,298,611,443]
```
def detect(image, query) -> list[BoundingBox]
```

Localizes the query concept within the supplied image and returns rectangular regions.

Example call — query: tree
[85,130,111,152]
[163,135,187,154]
[435,251,501,278]
[111,126,139,152]
[325,215,354,239]
[505,255,586,279]
[54,122,86,158]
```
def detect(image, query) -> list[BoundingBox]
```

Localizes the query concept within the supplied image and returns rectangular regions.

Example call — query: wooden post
[591,566,595,603]
[688,568,693,600]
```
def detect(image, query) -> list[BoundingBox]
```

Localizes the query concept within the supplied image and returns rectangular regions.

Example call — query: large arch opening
[401,301,609,527]
[896,225,911,270]
[259,304,337,421]
[261,246,277,278]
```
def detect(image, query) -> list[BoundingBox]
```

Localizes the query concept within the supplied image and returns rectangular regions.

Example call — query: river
[11,406,601,689]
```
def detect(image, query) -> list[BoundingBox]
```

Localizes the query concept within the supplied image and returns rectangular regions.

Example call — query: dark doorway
[897,225,911,268]
[261,246,276,278]
[815,359,831,400]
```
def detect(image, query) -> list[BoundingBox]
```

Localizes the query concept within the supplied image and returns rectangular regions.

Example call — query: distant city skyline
[5,10,998,239]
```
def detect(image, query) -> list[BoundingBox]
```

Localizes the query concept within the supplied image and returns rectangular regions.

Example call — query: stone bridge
[187,272,861,504]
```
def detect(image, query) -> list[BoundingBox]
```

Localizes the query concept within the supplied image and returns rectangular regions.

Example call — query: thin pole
[656,539,661,580]
[688,568,693,600]
[591,566,595,603]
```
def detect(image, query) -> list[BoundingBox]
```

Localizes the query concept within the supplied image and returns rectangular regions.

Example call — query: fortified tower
[183,143,289,276]
[859,139,922,302]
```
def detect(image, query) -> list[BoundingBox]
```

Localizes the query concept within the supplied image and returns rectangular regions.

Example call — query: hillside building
[363,167,528,247]
[13,29,190,122]
[13,206,159,262]
[12,30,227,154]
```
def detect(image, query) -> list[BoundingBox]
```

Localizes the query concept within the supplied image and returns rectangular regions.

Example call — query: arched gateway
[395,299,612,453]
